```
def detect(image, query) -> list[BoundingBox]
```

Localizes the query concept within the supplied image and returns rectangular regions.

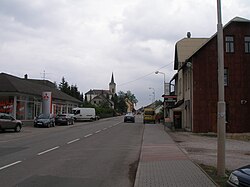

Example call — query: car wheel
[67,121,70,126]
[72,120,74,125]
[47,123,50,128]
[15,125,21,132]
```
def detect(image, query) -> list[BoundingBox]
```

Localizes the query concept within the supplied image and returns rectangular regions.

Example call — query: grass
[199,164,231,187]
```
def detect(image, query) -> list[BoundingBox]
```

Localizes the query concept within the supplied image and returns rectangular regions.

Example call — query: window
[224,68,228,86]
[245,36,250,53]
[225,36,234,53]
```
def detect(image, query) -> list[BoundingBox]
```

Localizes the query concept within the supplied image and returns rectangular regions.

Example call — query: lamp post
[217,0,226,177]
[155,71,166,125]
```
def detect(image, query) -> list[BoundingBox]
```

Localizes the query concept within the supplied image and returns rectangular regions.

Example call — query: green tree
[59,77,83,101]
[116,91,138,114]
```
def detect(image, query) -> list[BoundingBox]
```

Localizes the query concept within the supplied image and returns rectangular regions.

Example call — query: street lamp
[155,71,166,94]
[155,71,166,125]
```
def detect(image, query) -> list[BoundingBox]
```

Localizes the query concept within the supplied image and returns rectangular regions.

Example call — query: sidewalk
[134,124,217,187]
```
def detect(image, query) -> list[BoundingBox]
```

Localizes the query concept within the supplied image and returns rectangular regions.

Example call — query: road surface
[0,116,144,187]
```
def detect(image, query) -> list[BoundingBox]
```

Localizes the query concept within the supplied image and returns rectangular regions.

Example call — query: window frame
[225,36,234,53]
[245,36,250,53]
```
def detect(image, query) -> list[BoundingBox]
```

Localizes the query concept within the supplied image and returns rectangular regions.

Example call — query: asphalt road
[0,116,144,187]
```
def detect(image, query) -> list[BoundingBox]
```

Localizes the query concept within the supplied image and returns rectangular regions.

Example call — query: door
[174,111,182,129]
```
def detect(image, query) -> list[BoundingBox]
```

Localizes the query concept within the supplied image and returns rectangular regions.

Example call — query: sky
[1,0,250,109]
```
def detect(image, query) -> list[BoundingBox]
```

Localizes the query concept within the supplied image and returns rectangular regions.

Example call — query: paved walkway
[134,124,217,187]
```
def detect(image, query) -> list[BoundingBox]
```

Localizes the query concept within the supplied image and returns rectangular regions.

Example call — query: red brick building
[172,17,250,133]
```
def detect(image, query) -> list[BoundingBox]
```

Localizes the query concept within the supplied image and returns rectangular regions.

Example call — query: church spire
[109,72,116,94]
[111,72,115,83]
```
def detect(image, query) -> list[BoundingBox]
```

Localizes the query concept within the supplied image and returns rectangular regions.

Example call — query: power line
[118,62,173,87]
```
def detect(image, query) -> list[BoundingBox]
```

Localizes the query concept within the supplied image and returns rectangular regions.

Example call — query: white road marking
[114,122,122,126]
[0,161,22,171]
[95,130,101,134]
[67,138,80,144]
[37,146,60,156]
[84,134,93,138]
[103,128,107,130]
[109,125,113,128]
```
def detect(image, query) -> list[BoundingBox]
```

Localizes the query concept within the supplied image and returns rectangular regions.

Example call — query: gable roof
[85,89,111,95]
[174,16,250,70]
[186,16,250,62]
[174,38,209,70]
[0,73,82,103]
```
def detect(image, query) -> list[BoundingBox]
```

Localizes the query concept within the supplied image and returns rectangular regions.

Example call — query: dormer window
[225,36,234,53]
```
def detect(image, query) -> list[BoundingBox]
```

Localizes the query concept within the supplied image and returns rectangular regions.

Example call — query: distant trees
[58,77,138,116]
[115,91,138,114]
[58,77,83,101]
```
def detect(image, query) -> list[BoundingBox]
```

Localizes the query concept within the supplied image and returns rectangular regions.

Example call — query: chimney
[187,32,191,38]
[24,74,28,79]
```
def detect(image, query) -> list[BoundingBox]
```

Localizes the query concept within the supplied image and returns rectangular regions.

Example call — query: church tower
[109,72,116,94]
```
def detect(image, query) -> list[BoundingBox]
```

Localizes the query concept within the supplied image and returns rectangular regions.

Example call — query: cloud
[0,0,250,108]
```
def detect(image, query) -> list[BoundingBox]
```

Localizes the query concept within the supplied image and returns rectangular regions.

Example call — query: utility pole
[217,0,226,177]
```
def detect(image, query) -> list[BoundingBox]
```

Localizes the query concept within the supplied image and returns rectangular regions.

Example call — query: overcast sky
[1,0,250,108]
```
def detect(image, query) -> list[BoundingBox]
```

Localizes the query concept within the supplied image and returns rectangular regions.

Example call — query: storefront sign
[42,92,52,115]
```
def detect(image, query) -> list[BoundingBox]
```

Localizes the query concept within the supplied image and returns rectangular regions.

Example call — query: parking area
[167,129,250,171]
[0,121,85,142]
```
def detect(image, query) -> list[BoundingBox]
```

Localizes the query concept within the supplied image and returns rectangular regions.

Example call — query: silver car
[0,113,23,132]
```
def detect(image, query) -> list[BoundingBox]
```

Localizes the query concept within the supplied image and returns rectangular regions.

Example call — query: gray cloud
[0,0,249,108]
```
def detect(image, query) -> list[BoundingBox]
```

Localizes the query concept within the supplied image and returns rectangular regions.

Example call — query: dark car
[55,114,74,126]
[34,114,55,128]
[124,112,135,123]
[227,165,250,187]
[0,113,23,132]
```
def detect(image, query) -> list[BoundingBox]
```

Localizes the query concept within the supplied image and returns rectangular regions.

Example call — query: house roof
[186,16,250,62]
[0,73,82,103]
[174,16,250,70]
[85,89,111,95]
[91,94,114,103]
[174,38,209,70]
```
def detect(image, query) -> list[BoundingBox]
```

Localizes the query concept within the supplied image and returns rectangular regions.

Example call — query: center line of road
[37,146,60,156]
[67,138,80,144]
[95,130,101,134]
[84,134,93,138]
[103,128,107,130]
[0,161,22,171]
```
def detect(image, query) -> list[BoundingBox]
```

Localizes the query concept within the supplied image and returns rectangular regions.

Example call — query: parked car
[34,114,55,128]
[0,113,23,132]
[55,114,74,126]
[124,112,135,123]
[227,165,250,187]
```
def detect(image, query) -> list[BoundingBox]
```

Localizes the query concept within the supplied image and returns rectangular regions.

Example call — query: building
[85,73,116,109]
[0,73,82,120]
[170,17,250,133]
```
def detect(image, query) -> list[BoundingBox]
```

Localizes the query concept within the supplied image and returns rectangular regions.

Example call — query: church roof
[85,89,111,95]
[110,72,115,84]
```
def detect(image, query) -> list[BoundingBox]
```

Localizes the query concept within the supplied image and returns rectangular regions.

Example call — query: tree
[115,91,138,114]
[58,77,83,101]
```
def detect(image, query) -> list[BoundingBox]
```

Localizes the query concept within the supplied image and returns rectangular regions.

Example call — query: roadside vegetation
[199,164,231,187]
[57,77,138,118]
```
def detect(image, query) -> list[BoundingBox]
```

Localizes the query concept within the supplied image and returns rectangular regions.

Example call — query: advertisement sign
[42,92,52,115]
